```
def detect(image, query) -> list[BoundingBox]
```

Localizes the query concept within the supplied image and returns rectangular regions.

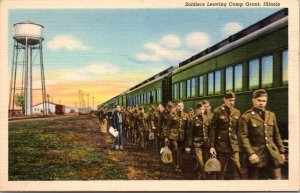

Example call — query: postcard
[0,0,299,191]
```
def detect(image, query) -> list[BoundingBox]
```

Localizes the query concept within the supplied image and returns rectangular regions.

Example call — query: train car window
[199,75,204,96]
[208,72,214,95]
[187,79,191,98]
[215,70,221,95]
[282,50,288,86]
[191,78,196,97]
[226,66,233,91]
[179,81,183,99]
[172,84,177,100]
[152,90,156,103]
[249,59,260,90]
[234,64,243,92]
[261,55,273,88]
[157,88,161,102]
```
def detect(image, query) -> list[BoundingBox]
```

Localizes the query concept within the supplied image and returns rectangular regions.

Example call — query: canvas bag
[161,146,173,164]
[204,156,221,172]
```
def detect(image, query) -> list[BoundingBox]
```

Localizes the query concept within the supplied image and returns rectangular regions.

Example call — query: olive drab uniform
[188,113,209,179]
[168,111,189,171]
[209,105,242,179]
[239,108,285,179]
[131,110,138,144]
[149,110,161,153]
[136,112,149,149]
[123,109,130,138]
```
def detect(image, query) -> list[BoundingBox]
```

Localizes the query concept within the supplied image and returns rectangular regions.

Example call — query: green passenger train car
[171,8,288,139]
[99,9,288,139]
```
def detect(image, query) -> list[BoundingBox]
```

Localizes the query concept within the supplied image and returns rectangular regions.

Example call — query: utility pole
[47,94,50,113]
[77,90,82,109]
[87,94,89,110]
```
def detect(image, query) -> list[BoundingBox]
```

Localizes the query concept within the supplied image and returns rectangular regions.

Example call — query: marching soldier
[147,106,156,148]
[122,107,130,138]
[209,91,242,180]
[160,103,171,147]
[156,103,166,154]
[188,102,209,179]
[167,101,189,172]
[239,89,285,180]
[131,107,138,145]
[136,106,149,150]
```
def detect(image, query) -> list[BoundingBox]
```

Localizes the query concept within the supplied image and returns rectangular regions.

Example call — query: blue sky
[8,8,281,106]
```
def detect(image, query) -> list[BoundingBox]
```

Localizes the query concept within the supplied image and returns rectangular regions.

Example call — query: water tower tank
[13,21,44,45]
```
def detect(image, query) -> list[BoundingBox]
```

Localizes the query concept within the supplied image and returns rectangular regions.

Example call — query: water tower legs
[24,38,33,116]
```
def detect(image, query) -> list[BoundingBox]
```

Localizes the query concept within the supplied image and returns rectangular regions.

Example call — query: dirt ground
[9,114,287,180]
[9,114,198,180]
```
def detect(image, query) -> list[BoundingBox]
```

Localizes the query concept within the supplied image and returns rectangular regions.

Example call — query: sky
[8,8,281,108]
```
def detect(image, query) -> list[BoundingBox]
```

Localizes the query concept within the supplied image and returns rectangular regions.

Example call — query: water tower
[9,21,47,116]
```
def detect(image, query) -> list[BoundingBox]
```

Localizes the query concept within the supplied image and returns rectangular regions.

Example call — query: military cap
[252,89,268,98]
[167,101,174,109]
[150,105,156,110]
[189,107,194,112]
[196,102,203,109]
[138,106,144,111]
[224,91,236,99]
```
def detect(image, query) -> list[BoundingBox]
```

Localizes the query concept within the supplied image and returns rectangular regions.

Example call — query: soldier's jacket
[128,111,135,129]
[136,112,149,131]
[204,112,214,124]
[160,110,170,137]
[123,110,130,128]
[210,105,241,153]
[149,110,160,129]
[167,111,189,142]
[188,114,209,148]
[239,108,285,167]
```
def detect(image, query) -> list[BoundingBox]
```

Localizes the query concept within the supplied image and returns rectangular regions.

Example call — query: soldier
[209,91,242,180]
[239,89,285,180]
[136,106,149,150]
[167,101,189,172]
[131,106,138,145]
[122,107,130,138]
[160,103,171,147]
[148,105,159,149]
[156,103,166,154]
[188,102,209,179]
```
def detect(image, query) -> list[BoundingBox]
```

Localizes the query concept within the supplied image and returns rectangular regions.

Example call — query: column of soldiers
[98,89,286,180]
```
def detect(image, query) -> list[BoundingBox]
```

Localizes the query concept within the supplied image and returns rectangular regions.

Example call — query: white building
[32,102,78,114]
[32,102,56,114]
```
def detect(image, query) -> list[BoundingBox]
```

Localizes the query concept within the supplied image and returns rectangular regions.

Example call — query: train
[98,8,288,140]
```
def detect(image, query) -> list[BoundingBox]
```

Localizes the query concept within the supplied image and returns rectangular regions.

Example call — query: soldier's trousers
[131,129,138,144]
[217,151,241,180]
[170,140,184,170]
[138,128,149,149]
[194,147,209,178]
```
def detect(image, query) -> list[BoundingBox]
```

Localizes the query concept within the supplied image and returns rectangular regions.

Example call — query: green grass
[9,117,127,180]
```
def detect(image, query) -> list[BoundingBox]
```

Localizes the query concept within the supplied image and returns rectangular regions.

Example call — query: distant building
[32,102,77,114]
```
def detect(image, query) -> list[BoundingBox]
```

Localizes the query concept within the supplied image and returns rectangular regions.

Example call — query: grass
[9,116,127,180]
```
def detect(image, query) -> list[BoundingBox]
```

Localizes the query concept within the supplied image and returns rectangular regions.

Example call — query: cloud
[135,34,190,64]
[47,34,90,51]
[184,32,210,50]
[222,22,243,37]
[159,34,181,49]
[135,32,212,64]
